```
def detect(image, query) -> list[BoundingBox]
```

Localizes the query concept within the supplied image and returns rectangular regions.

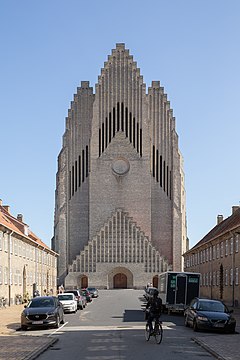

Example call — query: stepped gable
[69,208,169,274]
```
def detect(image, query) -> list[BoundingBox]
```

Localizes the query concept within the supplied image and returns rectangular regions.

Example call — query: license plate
[32,320,43,324]
[214,323,224,328]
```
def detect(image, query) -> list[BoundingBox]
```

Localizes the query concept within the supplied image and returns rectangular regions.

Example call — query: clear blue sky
[1,0,239,249]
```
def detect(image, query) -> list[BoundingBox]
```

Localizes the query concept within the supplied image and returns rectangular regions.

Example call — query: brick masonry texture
[52,43,187,288]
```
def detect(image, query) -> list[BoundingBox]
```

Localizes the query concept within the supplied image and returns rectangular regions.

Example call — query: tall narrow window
[169,170,172,199]
[160,156,163,187]
[152,145,155,178]
[121,102,124,131]
[69,171,71,199]
[133,117,136,148]
[163,161,166,192]
[140,128,142,157]
[109,112,112,143]
[156,149,159,182]
[166,165,169,196]
[75,160,77,192]
[86,145,89,178]
[117,102,120,131]
[82,149,85,183]
[72,165,74,196]
[98,129,101,157]
[113,107,116,137]
[102,123,104,152]
[105,117,108,147]
[125,108,128,137]
[78,155,81,187]
[137,123,139,153]
[129,113,132,143]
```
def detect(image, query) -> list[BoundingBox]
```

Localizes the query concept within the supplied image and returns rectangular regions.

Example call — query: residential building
[0,200,58,305]
[184,206,240,307]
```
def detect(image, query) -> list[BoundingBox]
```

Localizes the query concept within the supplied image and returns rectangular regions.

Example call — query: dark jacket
[146,297,162,315]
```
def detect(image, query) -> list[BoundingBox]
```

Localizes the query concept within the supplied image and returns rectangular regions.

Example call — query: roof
[0,205,57,255]
[186,207,240,254]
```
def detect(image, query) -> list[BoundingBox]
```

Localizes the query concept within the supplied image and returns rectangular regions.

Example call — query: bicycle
[145,318,163,344]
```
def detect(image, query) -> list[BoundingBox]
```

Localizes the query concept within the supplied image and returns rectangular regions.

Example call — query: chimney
[217,215,224,225]
[0,199,2,206]
[17,214,23,222]
[232,206,240,214]
[3,205,10,213]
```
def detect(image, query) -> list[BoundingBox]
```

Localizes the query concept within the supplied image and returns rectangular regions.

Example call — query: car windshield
[58,295,73,301]
[197,301,225,312]
[28,298,54,308]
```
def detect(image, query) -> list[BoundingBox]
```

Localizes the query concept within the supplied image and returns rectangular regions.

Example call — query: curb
[23,337,59,360]
[192,337,226,360]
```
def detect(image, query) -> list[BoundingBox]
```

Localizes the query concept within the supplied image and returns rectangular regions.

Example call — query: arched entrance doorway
[81,276,88,289]
[153,275,158,288]
[113,273,127,289]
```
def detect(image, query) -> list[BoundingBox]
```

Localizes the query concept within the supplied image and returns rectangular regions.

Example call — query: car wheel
[193,319,198,332]
[21,325,28,331]
[184,316,189,327]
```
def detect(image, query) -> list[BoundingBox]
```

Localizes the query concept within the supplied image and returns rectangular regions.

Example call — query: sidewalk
[0,304,58,360]
[0,304,240,360]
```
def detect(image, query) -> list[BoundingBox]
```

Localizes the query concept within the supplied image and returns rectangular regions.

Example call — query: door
[113,273,127,289]
[81,276,88,289]
[153,275,158,288]
[175,274,187,305]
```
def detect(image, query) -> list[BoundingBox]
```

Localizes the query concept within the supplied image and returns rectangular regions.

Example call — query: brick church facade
[52,44,187,289]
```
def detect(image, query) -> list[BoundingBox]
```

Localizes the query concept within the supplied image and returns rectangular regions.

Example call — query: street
[22,290,214,359]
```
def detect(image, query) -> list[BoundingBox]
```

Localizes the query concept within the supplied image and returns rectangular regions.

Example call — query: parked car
[184,298,236,333]
[57,293,78,313]
[87,287,99,298]
[64,289,85,309]
[21,296,64,330]
[81,288,92,302]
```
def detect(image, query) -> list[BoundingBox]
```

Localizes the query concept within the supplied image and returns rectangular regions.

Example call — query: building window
[225,239,228,256]
[4,267,8,284]
[217,244,220,259]
[209,246,212,261]
[230,268,233,286]
[236,268,239,285]
[220,242,223,257]
[216,271,219,286]
[225,269,228,286]
[230,237,233,255]
[236,235,239,253]
[213,271,216,286]
[200,251,202,264]
[213,245,216,260]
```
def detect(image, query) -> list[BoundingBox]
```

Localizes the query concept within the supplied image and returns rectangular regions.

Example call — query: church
[52,43,187,289]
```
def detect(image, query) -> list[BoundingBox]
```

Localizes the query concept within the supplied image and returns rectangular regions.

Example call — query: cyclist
[145,288,162,334]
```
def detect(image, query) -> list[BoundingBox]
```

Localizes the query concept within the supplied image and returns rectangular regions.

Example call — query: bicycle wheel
[145,324,150,341]
[154,323,163,344]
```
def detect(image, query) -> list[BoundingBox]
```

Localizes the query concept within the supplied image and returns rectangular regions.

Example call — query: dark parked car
[21,296,64,330]
[87,287,99,298]
[81,288,92,302]
[184,298,236,333]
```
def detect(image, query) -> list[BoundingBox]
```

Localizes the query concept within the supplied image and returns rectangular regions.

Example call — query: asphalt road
[22,289,215,360]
